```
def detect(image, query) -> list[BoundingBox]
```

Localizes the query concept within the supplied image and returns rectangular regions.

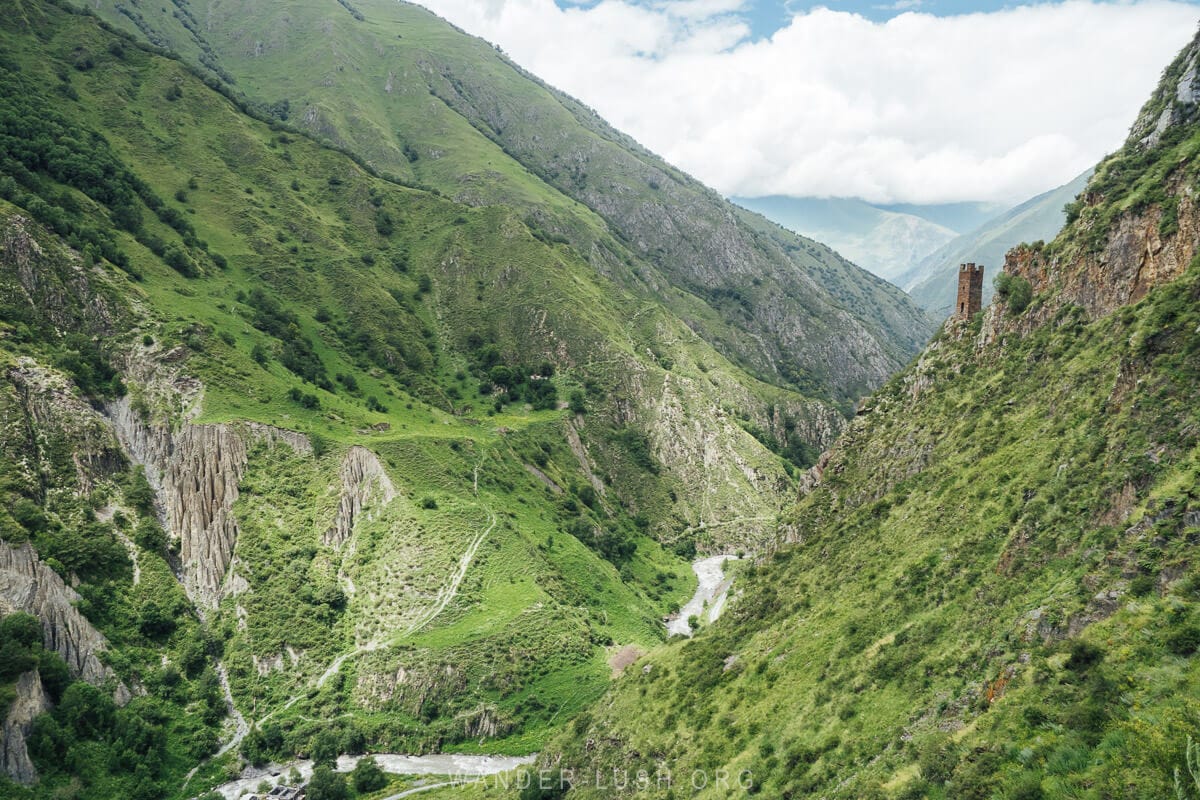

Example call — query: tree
[162,242,197,277]
[489,365,515,390]
[307,765,349,800]
[311,729,340,769]
[352,756,388,793]
[122,467,156,514]
[0,612,41,649]
[569,390,586,415]
[55,682,116,739]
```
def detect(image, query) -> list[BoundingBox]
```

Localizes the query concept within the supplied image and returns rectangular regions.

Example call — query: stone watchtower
[955,262,984,319]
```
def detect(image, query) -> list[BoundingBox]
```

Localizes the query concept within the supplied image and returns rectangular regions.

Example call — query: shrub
[1167,623,1200,656]
[569,390,586,414]
[1130,574,1156,597]
[1065,640,1104,673]
[419,496,438,510]
[310,730,340,770]
[310,433,329,459]
[287,388,320,409]
[994,272,1033,315]
[307,765,349,800]
[133,519,168,553]
[917,735,959,785]
[520,768,570,800]
[351,756,388,793]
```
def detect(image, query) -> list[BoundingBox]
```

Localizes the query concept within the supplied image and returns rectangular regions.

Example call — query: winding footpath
[403,508,496,636]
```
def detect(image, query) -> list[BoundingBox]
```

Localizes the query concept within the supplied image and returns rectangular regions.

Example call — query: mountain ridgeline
[0,0,931,797]
[3,1,1198,799]
[87,0,931,406]
[540,26,1200,800]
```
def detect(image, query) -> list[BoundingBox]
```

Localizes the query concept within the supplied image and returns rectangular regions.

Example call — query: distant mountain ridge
[85,0,931,406]
[731,195,961,283]
[902,169,1093,314]
[734,182,1088,317]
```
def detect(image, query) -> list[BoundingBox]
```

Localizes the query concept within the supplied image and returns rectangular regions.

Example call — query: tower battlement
[955,263,984,319]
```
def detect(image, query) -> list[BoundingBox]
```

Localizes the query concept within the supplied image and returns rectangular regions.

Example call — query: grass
[547,229,1200,796]
[87,0,931,407]
[0,3,831,796]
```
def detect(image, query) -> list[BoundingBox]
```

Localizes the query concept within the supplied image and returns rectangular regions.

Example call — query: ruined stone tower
[955,263,984,319]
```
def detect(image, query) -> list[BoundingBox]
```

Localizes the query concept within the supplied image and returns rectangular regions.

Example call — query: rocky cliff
[325,446,396,548]
[992,28,1200,330]
[107,393,315,608]
[0,672,48,786]
[0,541,126,692]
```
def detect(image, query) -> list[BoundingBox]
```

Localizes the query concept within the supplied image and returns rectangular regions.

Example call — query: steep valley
[0,1,926,797]
[531,28,1200,800]
[2,1,1199,800]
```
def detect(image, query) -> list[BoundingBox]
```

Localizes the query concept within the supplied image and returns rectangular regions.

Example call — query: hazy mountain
[876,200,1007,232]
[732,195,960,282]
[903,169,1094,315]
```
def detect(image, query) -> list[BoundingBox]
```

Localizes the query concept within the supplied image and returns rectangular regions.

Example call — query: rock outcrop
[1133,30,1200,148]
[0,540,127,693]
[168,424,248,606]
[324,446,396,548]
[8,361,126,494]
[2,214,121,337]
[1001,185,1199,327]
[0,671,50,786]
[987,30,1200,334]
[107,394,309,607]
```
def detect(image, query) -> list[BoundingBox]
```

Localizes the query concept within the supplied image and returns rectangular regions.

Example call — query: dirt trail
[403,508,495,636]
[183,661,248,790]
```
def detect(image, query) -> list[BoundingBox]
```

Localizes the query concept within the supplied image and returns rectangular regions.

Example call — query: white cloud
[413,0,1199,204]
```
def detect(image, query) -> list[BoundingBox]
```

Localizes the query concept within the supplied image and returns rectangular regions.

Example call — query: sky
[412,0,1200,206]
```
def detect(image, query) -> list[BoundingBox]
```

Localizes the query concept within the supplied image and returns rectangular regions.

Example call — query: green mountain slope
[538,29,1200,800]
[902,170,1093,315]
[84,0,932,405]
[0,2,904,796]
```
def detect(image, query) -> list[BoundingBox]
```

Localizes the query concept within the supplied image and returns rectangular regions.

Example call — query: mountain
[732,195,961,283]
[86,0,931,407]
[543,28,1200,800]
[876,200,1007,234]
[0,1,930,797]
[902,170,1093,314]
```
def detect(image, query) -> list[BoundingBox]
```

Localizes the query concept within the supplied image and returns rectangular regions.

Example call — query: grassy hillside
[540,32,1200,800]
[0,1,884,796]
[84,0,932,406]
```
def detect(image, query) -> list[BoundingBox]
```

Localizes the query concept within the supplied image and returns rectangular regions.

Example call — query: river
[209,753,536,799]
[665,554,738,637]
